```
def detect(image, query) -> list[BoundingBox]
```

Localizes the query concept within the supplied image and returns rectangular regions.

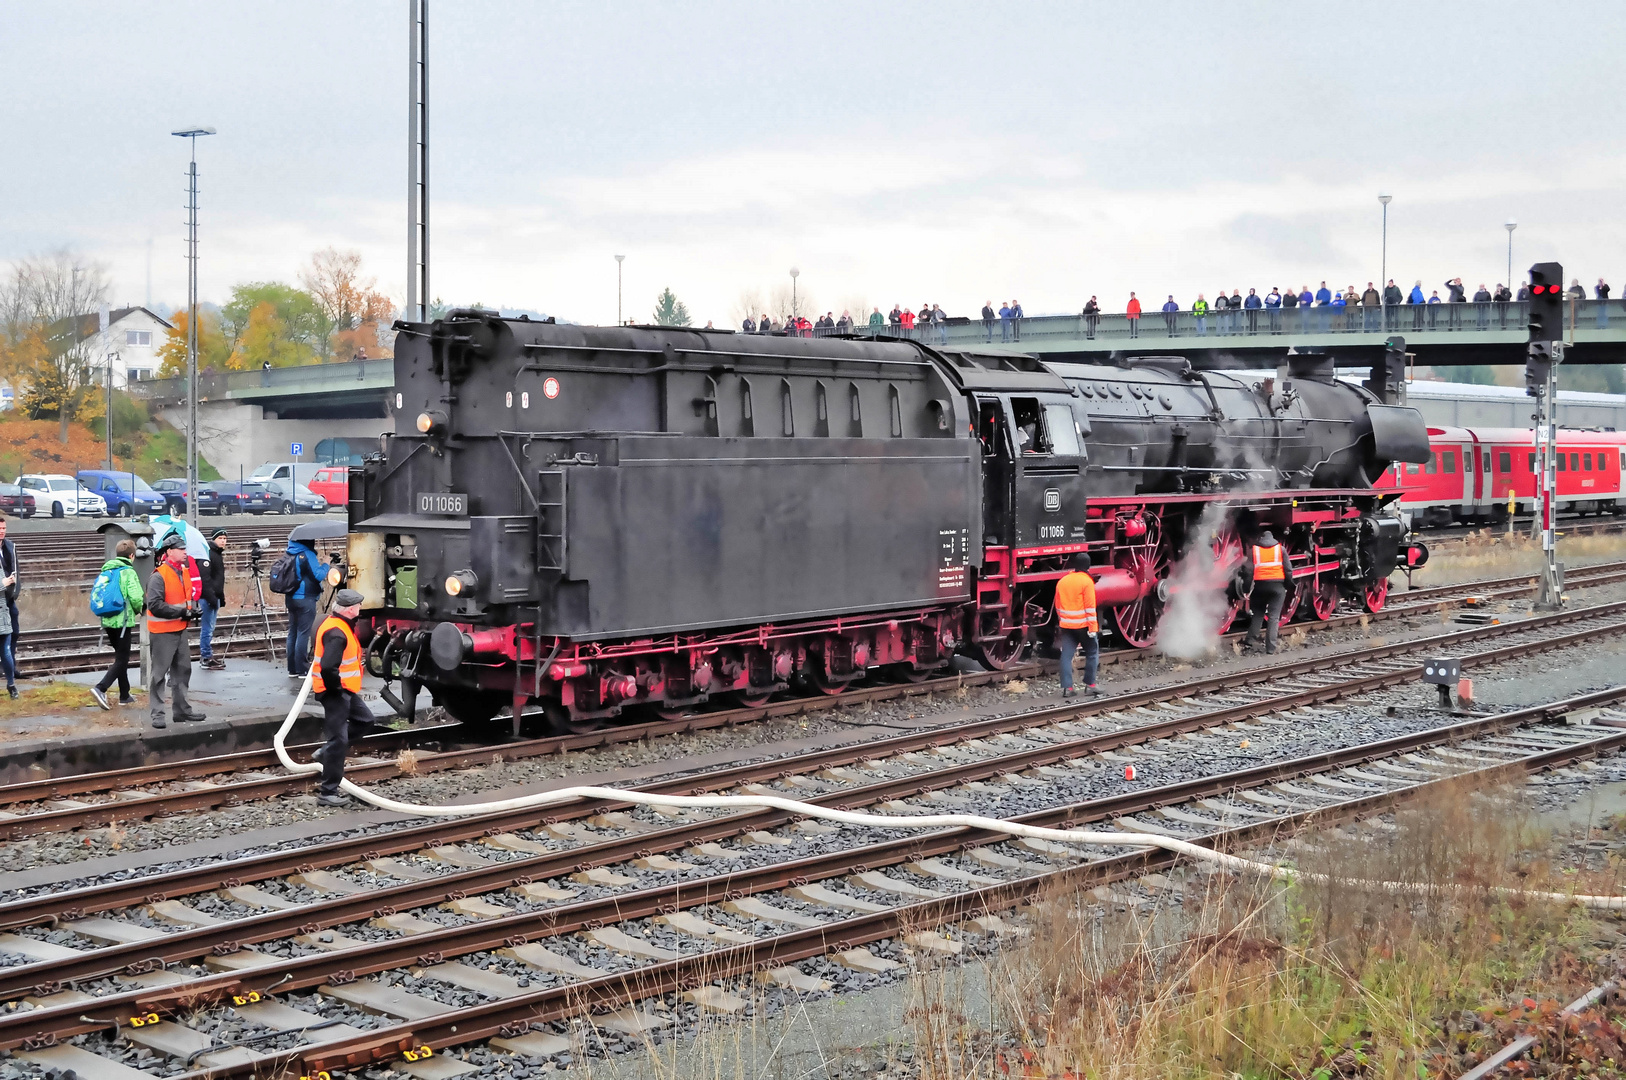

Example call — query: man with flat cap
[1243,528,1288,655]
[310,588,375,806]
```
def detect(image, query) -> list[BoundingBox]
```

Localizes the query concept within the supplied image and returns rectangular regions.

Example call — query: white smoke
[1156,502,1236,661]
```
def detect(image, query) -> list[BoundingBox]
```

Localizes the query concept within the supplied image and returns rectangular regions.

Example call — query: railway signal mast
[1527,261,1565,610]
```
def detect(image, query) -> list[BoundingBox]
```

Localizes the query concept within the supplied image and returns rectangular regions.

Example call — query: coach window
[1483,453,1491,474]
[1442,452,1455,474]
[1584,453,1593,471]
[1572,453,1580,471]
[1424,453,1438,475]
[1529,454,1536,472]
[1558,454,1566,472]
[1499,452,1511,473]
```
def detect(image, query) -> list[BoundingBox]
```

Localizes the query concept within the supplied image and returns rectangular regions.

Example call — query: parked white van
[250,463,323,489]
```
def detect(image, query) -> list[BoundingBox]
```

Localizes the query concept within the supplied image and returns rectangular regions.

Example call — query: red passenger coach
[1376,426,1626,525]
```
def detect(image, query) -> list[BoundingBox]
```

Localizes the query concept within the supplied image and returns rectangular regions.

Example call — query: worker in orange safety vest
[309,588,377,807]
[1243,529,1288,654]
[1054,551,1101,698]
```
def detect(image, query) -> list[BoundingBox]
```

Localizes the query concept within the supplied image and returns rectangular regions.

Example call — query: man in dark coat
[200,529,228,670]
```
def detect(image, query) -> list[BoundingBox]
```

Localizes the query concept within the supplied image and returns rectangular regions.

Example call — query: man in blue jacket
[283,539,331,679]
[1161,295,1179,336]
[1314,282,1332,332]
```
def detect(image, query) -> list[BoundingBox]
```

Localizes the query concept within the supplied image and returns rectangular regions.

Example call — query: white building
[49,306,175,388]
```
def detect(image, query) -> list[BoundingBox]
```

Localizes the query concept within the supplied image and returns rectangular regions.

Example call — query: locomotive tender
[346,312,1430,729]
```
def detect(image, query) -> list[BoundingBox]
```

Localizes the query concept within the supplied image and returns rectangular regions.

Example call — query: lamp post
[615,254,625,325]
[1505,219,1517,293]
[171,126,215,527]
[789,267,800,322]
[1377,193,1392,296]
[406,0,430,322]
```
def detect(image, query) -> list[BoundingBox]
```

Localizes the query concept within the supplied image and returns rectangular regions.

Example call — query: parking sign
[291,442,304,457]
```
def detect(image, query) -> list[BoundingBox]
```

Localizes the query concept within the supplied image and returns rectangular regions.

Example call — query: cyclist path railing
[820,298,1626,354]
[128,357,396,404]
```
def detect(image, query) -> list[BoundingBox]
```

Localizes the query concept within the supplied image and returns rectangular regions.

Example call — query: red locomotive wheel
[1279,579,1303,624]
[1210,524,1247,635]
[1363,577,1390,613]
[975,632,1028,671]
[883,663,937,684]
[1310,576,1340,620]
[1110,545,1168,649]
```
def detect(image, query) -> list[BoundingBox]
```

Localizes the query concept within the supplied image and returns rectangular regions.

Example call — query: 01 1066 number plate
[416,492,468,516]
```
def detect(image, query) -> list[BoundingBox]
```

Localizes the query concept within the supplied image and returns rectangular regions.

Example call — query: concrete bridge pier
[157,400,387,480]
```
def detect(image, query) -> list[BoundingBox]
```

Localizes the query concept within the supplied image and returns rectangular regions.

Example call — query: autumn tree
[652,288,692,327]
[300,248,396,361]
[0,250,111,443]
[221,282,323,362]
[157,309,230,378]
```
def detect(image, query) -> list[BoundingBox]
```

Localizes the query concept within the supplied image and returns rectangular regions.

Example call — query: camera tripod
[246,542,278,662]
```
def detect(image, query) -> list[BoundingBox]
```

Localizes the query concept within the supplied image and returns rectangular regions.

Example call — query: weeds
[912,780,1616,1079]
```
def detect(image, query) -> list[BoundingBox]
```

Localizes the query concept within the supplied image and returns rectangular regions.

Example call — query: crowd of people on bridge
[733,276,1617,345]
[1115,276,1616,339]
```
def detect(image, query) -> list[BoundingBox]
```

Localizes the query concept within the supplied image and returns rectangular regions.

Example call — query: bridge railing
[792,298,1619,348]
[128,357,396,404]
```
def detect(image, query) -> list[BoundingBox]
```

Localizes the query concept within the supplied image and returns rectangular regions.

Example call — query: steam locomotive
[344,312,1431,730]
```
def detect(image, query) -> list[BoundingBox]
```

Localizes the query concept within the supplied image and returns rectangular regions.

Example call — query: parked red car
[0,484,36,518]
[306,466,349,510]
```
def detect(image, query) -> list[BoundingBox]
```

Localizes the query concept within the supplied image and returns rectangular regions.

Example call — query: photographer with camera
[146,532,206,729]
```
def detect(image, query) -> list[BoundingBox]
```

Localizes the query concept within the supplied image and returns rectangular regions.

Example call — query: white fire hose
[273,672,1626,910]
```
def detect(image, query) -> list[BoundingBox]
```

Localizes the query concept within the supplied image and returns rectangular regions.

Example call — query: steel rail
[2,595,1617,843]
[6,684,1625,1068]
[8,554,1623,791]
[2,617,1622,998]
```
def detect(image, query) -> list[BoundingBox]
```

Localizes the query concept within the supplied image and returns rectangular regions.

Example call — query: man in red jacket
[1126,292,1142,338]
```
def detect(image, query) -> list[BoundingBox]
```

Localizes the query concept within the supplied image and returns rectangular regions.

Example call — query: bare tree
[730,289,766,330]
[300,248,396,361]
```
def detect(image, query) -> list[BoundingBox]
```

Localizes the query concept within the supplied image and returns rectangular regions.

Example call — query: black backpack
[268,551,303,594]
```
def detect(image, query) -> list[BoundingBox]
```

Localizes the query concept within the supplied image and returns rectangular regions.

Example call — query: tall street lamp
[172,125,215,526]
[1377,193,1392,295]
[1505,219,1518,292]
[615,254,625,325]
[789,267,800,322]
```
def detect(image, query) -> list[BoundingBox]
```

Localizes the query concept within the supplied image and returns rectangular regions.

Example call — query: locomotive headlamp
[416,410,448,435]
[444,569,478,597]
[326,566,344,587]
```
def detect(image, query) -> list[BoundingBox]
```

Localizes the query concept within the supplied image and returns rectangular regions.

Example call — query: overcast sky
[4,1,1624,326]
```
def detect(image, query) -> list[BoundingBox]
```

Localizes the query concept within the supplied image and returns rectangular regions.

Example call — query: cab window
[1010,398,1044,454]
[1043,404,1082,456]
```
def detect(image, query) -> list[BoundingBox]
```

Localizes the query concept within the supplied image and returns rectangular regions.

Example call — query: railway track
[3,559,1624,835]
[8,581,1626,841]
[13,524,344,589]
[1,633,1624,1077]
[16,555,1626,684]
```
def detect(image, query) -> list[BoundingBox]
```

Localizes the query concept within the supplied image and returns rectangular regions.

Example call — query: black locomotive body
[347,313,1429,728]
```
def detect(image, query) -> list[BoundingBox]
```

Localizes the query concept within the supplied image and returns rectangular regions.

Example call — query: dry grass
[0,678,142,722]
[911,781,1615,1080]
[1413,528,1626,588]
